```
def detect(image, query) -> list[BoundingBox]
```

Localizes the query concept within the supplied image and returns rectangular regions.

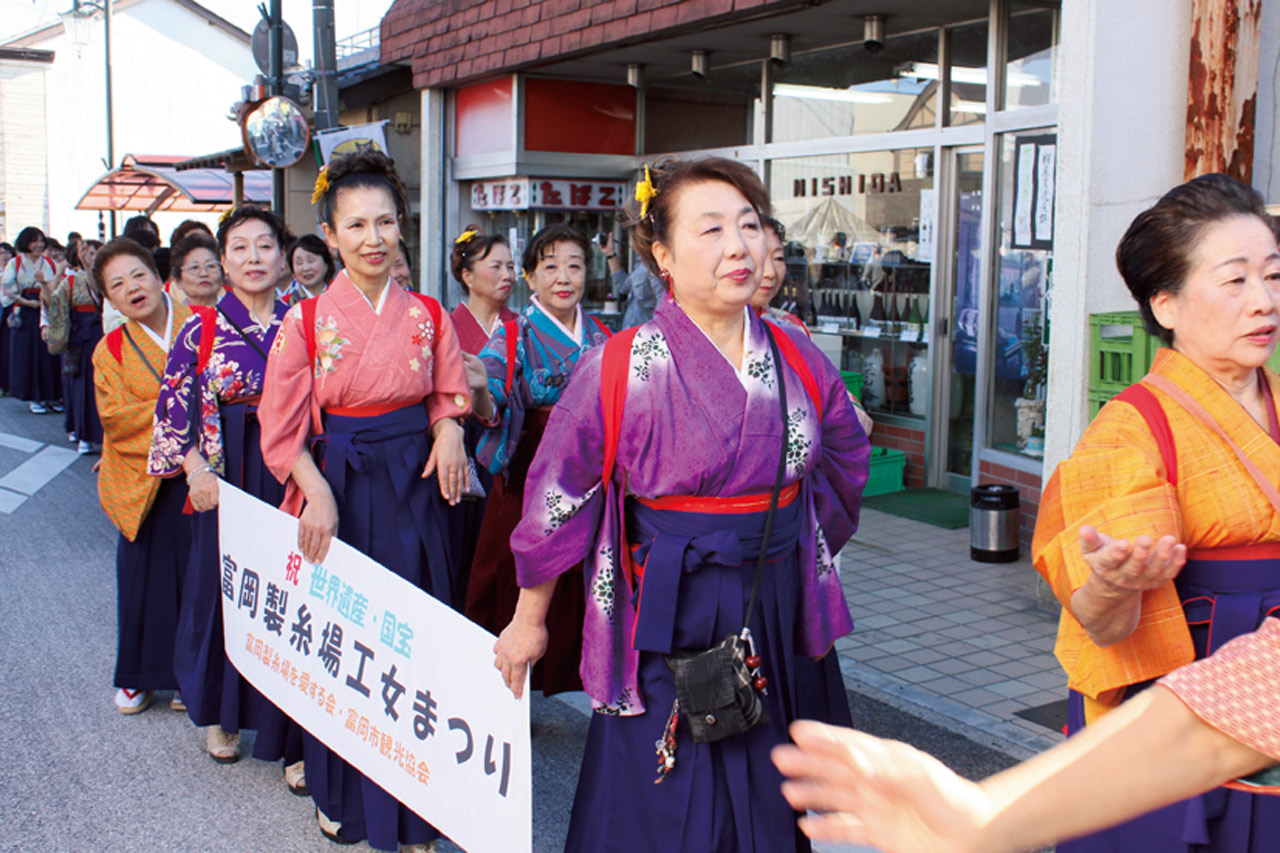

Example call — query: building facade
[378,0,1279,544]
[0,0,259,242]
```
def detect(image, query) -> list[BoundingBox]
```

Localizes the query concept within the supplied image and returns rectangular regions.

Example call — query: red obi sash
[324,400,421,418]
[73,304,97,313]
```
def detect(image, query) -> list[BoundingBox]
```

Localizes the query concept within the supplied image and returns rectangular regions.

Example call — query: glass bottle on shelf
[846,290,861,331]
[906,296,923,336]
[869,290,886,329]
[885,283,900,333]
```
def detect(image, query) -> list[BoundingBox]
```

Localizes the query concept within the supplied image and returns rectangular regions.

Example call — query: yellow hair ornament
[454,229,479,245]
[310,167,330,206]
[635,164,658,218]
[218,208,234,227]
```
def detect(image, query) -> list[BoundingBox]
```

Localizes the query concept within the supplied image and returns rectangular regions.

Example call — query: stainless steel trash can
[970,484,1020,563]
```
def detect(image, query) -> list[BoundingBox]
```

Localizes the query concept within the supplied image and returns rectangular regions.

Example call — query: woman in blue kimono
[464,223,611,695]
[149,206,303,786]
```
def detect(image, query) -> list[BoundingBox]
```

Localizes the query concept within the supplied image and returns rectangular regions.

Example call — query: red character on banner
[538,181,563,206]
[569,184,592,206]
[598,186,617,207]
[285,551,302,585]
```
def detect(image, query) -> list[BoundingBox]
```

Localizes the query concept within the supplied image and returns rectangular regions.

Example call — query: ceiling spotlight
[691,49,709,79]
[626,62,644,88]
[863,14,885,53]
[769,34,791,67]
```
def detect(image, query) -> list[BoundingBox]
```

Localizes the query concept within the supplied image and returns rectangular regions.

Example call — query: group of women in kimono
[84,148,871,853]
[86,144,1280,853]
[0,226,105,452]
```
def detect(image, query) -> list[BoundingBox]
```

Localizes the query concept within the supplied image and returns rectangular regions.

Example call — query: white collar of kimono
[352,279,391,315]
[137,292,175,353]
[529,295,584,346]
[460,300,503,338]
[684,304,752,388]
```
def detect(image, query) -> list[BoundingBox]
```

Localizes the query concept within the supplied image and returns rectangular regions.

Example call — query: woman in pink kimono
[494,157,870,852]
[258,151,472,853]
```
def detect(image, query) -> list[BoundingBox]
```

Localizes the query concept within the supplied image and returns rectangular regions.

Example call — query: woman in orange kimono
[91,237,193,715]
[1033,173,1280,851]
[258,151,471,853]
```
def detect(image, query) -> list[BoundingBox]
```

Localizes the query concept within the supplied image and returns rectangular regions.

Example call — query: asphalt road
[0,395,1017,852]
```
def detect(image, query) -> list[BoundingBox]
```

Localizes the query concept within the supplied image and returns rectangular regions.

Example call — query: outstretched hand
[1079,525,1185,595]
[773,720,993,853]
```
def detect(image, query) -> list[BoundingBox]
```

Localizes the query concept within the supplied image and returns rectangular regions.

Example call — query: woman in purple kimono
[494,157,870,852]
[149,207,303,786]
[464,223,611,695]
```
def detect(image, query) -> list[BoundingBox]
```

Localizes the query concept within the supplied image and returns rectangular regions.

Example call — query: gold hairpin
[219,208,234,227]
[635,165,658,218]
[455,229,479,245]
[310,167,330,206]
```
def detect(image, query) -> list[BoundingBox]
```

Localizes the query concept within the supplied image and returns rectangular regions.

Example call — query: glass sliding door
[944,148,986,481]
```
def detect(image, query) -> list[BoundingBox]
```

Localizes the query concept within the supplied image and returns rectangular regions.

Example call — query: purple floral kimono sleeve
[149,313,216,477]
[511,345,608,588]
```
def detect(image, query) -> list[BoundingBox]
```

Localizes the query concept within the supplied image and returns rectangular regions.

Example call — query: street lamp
[60,0,115,236]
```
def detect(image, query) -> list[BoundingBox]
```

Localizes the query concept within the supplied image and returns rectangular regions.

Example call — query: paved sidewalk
[834,506,1067,758]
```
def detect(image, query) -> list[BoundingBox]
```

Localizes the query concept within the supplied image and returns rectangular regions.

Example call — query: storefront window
[1005,1,1060,110]
[986,131,1055,459]
[455,184,621,317]
[771,30,940,142]
[768,148,935,419]
[946,19,989,126]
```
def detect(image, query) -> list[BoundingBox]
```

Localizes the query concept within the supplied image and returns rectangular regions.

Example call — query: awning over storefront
[76,154,272,214]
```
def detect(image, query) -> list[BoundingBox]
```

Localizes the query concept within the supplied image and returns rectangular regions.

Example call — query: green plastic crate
[840,370,863,402]
[864,446,906,497]
[1089,311,1163,391]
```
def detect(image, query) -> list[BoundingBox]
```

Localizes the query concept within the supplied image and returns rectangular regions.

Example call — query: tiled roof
[382,0,785,89]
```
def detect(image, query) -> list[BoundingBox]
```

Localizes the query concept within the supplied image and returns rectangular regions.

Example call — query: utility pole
[312,0,339,132]
[105,0,115,236]
[269,0,285,216]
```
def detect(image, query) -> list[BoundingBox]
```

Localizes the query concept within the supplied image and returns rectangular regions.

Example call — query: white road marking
[0,445,79,496]
[0,487,26,513]
[0,432,43,453]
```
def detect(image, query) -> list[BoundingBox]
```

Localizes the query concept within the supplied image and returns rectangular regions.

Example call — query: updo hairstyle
[450,225,509,287]
[520,224,591,275]
[216,206,288,256]
[316,150,411,228]
[619,156,772,277]
[1117,173,1276,346]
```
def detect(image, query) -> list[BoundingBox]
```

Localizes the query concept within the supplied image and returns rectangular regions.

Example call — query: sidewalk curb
[837,657,1062,761]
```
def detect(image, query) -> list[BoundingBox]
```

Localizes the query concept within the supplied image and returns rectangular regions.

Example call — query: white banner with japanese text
[218,483,531,853]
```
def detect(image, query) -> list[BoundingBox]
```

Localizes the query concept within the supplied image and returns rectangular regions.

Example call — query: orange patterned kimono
[93,301,193,539]
[1034,348,1280,721]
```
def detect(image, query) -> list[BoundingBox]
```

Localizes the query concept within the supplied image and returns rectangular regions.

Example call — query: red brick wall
[869,422,925,490]
[977,459,1043,548]
[383,0,795,89]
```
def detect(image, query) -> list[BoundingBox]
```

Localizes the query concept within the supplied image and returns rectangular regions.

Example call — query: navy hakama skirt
[173,402,302,763]
[303,402,459,851]
[0,304,11,393]
[565,498,811,853]
[8,297,62,403]
[114,476,191,690]
[1060,550,1280,852]
[64,310,103,444]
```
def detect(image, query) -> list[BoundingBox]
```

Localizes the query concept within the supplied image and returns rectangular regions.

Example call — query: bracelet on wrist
[186,464,214,482]
[605,254,617,260]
